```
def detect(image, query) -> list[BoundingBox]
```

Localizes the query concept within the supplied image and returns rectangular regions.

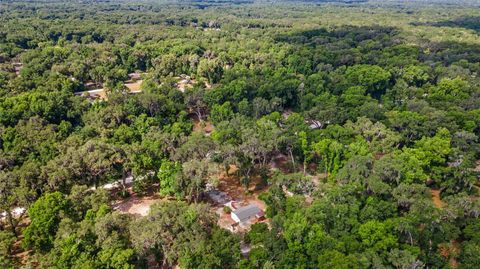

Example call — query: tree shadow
[411,16,480,34]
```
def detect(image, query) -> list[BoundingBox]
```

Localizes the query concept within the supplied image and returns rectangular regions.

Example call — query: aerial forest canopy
[0,0,480,268]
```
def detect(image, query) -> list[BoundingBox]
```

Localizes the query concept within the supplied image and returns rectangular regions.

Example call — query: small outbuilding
[231,204,263,223]
[206,190,231,205]
[128,72,142,81]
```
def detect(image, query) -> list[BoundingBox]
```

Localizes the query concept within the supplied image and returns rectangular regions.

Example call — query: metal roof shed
[231,204,262,223]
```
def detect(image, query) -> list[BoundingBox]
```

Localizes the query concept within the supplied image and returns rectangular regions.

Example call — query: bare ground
[112,190,164,216]
[124,80,143,92]
[191,115,214,134]
[431,189,443,209]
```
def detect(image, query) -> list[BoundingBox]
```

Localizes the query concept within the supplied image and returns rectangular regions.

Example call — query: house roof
[232,204,262,222]
[128,72,141,78]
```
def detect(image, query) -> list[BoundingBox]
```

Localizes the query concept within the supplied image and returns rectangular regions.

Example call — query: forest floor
[191,115,214,135]
[10,220,32,267]
[431,189,443,209]
[431,189,460,269]
[449,240,460,269]
[440,240,460,269]
[112,187,164,216]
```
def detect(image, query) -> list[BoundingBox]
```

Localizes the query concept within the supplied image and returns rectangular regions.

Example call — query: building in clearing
[128,72,142,81]
[231,204,263,223]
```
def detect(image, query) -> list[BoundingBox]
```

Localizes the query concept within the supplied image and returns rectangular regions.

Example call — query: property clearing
[112,192,163,216]
[124,80,143,93]
[76,79,144,101]
[213,165,269,232]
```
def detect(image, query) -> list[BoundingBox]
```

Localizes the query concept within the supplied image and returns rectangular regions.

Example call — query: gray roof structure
[206,190,231,205]
[231,204,262,222]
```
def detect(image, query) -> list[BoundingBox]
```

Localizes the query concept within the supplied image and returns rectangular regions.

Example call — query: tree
[173,132,216,162]
[22,192,67,252]
[339,86,384,121]
[259,185,286,218]
[345,64,391,97]
[176,159,218,203]
[252,97,283,119]
[459,242,480,269]
[412,127,451,169]
[428,77,470,104]
[197,58,223,84]
[94,213,136,269]
[0,170,28,237]
[391,150,428,184]
[185,87,208,122]
[399,65,429,87]
[41,207,135,269]
[317,250,360,269]
[0,230,15,268]
[130,201,222,267]
[42,140,124,190]
[386,110,429,145]
[153,53,178,77]
[210,101,234,125]
[232,118,282,189]
[358,220,398,253]
[179,228,240,269]
[313,138,345,176]
[344,117,400,153]
[304,93,339,129]
[158,159,181,197]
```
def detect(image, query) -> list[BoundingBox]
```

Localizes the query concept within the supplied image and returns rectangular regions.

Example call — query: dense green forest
[1,0,480,268]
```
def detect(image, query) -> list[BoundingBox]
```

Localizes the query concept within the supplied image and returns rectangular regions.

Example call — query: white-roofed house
[231,204,264,224]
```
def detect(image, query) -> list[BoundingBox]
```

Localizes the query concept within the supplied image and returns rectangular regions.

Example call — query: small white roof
[232,204,262,222]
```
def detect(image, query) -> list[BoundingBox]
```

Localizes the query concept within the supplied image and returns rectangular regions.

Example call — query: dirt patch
[310,173,328,186]
[12,239,31,266]
[191,114,214,135]
[112,191,163,216]
[216,207,237,231]
[439,240,460,269]
[124,80,143,92]
[270,153,292,173]
[176,78,195,93]
[10,219,32,267]
[78,79,143,102]
[449,240,460,269]
[270,153,319,175]
[431,189,443,209]
[216,165,268,201]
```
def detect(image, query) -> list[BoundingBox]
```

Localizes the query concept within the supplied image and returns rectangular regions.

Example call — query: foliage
[22,192,67,252]
[1,0,480,268]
